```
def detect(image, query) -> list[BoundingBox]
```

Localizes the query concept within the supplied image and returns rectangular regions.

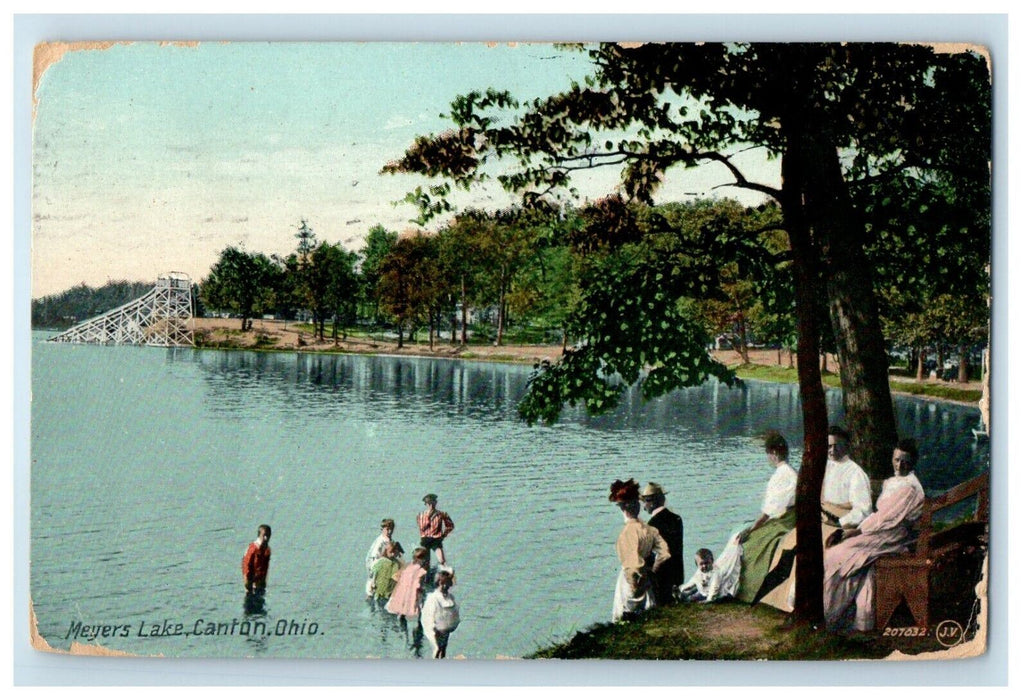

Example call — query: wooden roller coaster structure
[47,272,195,347]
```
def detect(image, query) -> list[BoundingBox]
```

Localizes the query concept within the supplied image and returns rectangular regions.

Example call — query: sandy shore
[193,317,565,364]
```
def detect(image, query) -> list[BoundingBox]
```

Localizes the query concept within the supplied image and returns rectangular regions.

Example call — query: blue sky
[32,41,782,298]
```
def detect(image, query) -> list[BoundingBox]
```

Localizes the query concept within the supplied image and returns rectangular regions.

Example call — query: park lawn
[532,539,985,660]
[730,363,982,404]
[530,600,942,660]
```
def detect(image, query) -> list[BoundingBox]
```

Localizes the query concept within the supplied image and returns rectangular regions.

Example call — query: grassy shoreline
[530,548,986,660]
[528,598,979,660]
[730,363,983,405]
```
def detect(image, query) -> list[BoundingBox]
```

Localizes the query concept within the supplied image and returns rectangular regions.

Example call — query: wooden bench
[873,471,989,630]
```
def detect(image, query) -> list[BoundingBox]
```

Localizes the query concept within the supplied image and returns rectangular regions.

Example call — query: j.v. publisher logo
[935,620,964,647]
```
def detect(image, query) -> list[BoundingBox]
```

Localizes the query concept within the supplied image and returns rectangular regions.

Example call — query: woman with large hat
[609,478,671,622]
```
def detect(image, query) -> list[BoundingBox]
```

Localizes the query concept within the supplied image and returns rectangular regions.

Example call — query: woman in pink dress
[823,438,925,632]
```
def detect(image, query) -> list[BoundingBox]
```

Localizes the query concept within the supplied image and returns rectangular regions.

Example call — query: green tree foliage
[508,244,579,347]
[433,207,561,346]
[476,210,539,346]
[519,198,741,425]
[295,219,317,258]
[269,252,302,320]
[386,42,991,625]
[199,246,277,331]
[290,219,327,334]
[376,234,449,349]
[359,225,400,323]
[435,216,482,344]
[860,50,991,384]
[190,283,206,320]
[314,242,361,343]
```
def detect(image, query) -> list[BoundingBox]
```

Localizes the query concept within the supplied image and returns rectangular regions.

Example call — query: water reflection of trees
[179,349,987,492]
[185,350,528,421]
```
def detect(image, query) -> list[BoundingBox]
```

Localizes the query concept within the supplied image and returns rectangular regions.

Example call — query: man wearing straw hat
[641,482,684,605]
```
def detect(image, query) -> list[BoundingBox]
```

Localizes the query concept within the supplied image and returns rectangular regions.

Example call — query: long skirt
[735,510,797,603]
[823,527,911,631]
[612,569,654,622]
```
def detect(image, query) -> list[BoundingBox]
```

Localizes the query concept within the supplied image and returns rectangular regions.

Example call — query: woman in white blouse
[733,430,799,603]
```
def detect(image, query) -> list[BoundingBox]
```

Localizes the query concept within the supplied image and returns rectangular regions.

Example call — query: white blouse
[761,462,798,518]
[822,456,874,528]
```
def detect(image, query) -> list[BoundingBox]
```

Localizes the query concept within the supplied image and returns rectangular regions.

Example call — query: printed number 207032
[882,626,928,637]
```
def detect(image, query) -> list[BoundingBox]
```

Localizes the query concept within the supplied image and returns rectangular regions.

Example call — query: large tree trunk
[780,124,830,627]
[807,130,898,481]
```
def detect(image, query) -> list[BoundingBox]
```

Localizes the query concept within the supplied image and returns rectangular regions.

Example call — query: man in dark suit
[641,483,684,605]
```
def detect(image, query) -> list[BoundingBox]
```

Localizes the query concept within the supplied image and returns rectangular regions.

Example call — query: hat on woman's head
[608,479,641,503]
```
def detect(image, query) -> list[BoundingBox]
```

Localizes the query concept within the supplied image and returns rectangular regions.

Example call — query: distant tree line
[188,202,816,354]
[33,198,988,381]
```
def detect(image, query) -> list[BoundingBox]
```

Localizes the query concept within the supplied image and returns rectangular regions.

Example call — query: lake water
[30,334,989,659]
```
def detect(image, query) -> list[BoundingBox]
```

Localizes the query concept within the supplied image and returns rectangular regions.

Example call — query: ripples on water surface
[30,336,989,658]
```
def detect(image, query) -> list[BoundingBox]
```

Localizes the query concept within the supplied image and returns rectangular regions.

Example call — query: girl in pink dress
[386,547,430,623]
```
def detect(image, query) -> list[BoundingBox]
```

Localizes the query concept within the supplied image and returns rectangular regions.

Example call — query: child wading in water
[386,546,431,647]
[369,542,404,606]
[421,569,461,658]
[365,518,403,597]
[242,524,272,594]
[241,524,272,614]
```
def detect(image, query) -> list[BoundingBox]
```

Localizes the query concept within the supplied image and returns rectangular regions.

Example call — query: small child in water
[242,524,272,594]
[365,518,403,597]
[679,548,726,603]
[386,547,430,622]
[421,568,461,659]
[369,541,404,605]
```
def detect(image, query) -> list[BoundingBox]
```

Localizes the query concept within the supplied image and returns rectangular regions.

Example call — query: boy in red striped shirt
[417,494,454,566]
